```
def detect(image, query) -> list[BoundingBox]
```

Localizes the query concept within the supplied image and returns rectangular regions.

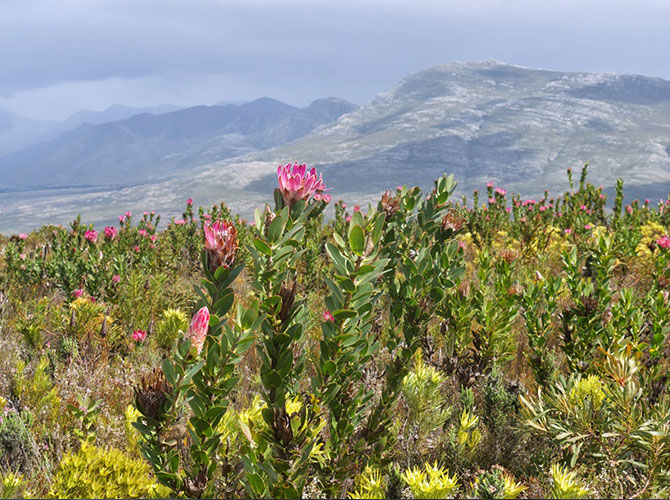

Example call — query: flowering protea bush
[5,163,670,498]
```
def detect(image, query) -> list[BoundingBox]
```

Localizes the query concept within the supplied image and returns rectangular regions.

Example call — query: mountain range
[1,60,670,233]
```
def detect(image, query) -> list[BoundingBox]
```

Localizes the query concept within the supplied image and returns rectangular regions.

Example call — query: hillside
[2,60,670,232]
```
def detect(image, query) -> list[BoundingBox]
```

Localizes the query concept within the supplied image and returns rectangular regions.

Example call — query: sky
[1,0,669,121]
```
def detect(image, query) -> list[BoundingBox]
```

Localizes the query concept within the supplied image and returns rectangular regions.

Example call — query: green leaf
[267,213,286,243]
[253,238,272,256]
[248,473,265,497]
[333,309,357,320]
[348,225,365,256]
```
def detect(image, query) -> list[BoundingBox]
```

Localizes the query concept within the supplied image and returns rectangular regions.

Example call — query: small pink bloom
[84,229,98,243]
[73,289,84,298]
[396,185,403,191]
[626,205,633,214]
[112,275,121,283]
[345,215,352,222]
[486,182,494,188]
[143,211,148,216]
[341,202,347,209]
[149,243,155,249]
[323,193,332,203]
[132,330,147,342]
[488,197,495,204]
[539,206,546,212]
[18,233,28,240]
[187,198,193,206]
[657,236,670,249]
[104,226,118,240]
[353,205,360,212]
[134,245,140,252]
[495,187,506,196]
[584,224,592,230]
[645,199,650,204]
[322,310,335,322]
[204,214,212,221]
[174,219,186,225]
[188,306,210,354]
[138,229,147,237]
[125,211,132,218]
[458,241,466,249]
[19,253,26,260]
[580,205,587,210]
[564,228,572,235]
[313,192,322,202]
[151,234,158,243]
[118,215,125,223]
[505,207,511,213]
[151,211,155,216]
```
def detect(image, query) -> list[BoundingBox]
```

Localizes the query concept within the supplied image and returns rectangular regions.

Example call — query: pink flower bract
[132,330,147,342]
[84,230,98,243]
[277,162,328,207]
[203,220,238,272]
[188,306,210,354]
[657,235,670,249]
[322,310,335,322]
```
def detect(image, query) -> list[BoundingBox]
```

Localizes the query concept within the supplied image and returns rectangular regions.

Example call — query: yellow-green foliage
[550,463,590,499]
[401,350,451,447]
[1,471,26,500]
[13,357,60,435]
[48,443,170,499]
[154,308,188,349]
[348,466,385,499]
[124,404,142,454]
[568,375,605,409]
[401,462,459,499]
[456,408,482,457]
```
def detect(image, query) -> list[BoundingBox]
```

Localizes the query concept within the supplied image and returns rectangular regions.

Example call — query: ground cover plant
[2,163,670,498]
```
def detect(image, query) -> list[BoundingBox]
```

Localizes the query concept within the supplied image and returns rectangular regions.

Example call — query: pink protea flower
[138,229,147,237]
[495,187,507,196]
[19,253,26,260]
[112,275,121,283]
[276,162,328,207]
[18,233,28,240]
[188,306,210,354]
[118,215,125,223]
[203,220,238,272]
[341,202,347,209]
[132,330,147,342]
[584,224,592,230]
[626,205,633,214]
[151,234,158,243]
[187,198,193,206]
[73,289,84,298]
[657,236,670,249]
[322,310,335,322]
[486,182,494,188]
[84,229,98,243]
[174,219,186,225]
[134,245,140,253]
[104,226,118,240]
[143,211,148,216]
[488,197,495,204]
[125,211,132,218]
[564,228,572,235]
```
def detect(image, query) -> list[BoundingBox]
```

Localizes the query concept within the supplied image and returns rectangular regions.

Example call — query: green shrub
[0,408,34,473]
[154,308,188,349]
[48,443,170,499]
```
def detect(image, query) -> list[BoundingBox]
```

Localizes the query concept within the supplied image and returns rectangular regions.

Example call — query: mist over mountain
[2,61,670,233]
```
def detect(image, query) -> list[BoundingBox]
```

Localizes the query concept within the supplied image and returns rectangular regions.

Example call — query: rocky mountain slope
[2,60,670,232]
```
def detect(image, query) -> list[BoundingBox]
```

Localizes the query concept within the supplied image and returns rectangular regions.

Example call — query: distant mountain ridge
[0,97,358,190]
[1,60,670,233]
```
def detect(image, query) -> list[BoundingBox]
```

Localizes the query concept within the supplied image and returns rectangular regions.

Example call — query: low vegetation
[1,163,670,498]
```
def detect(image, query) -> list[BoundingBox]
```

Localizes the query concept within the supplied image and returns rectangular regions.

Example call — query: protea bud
[203,220,237,272]
[134,368,171,420]
[187,306,210,355]
[441,208,464,233]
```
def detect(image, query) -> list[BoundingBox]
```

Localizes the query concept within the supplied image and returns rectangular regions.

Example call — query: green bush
[48,443,169,499]
[154,308,188,350]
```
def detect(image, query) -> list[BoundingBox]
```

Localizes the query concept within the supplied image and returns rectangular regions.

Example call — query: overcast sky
[1,0,669,121]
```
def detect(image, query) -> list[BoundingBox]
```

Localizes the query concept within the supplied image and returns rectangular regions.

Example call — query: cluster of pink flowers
[132,329,147,342]
[322,310,335,322]
[73,289,84,298]
[112,275,121,283]
[84,229,98,243]
[277,162,330,207]
[104,226,118,240]
[173,219,187,225]
[495,187,507,196]
[657,235,670,249]
[203,220,238,271]
[188,306,210,354]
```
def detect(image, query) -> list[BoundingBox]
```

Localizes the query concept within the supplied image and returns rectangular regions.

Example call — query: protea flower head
[133,368,171,420]
[187,306,210,355]
[203,220,237,272]
[277,162,329,208]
